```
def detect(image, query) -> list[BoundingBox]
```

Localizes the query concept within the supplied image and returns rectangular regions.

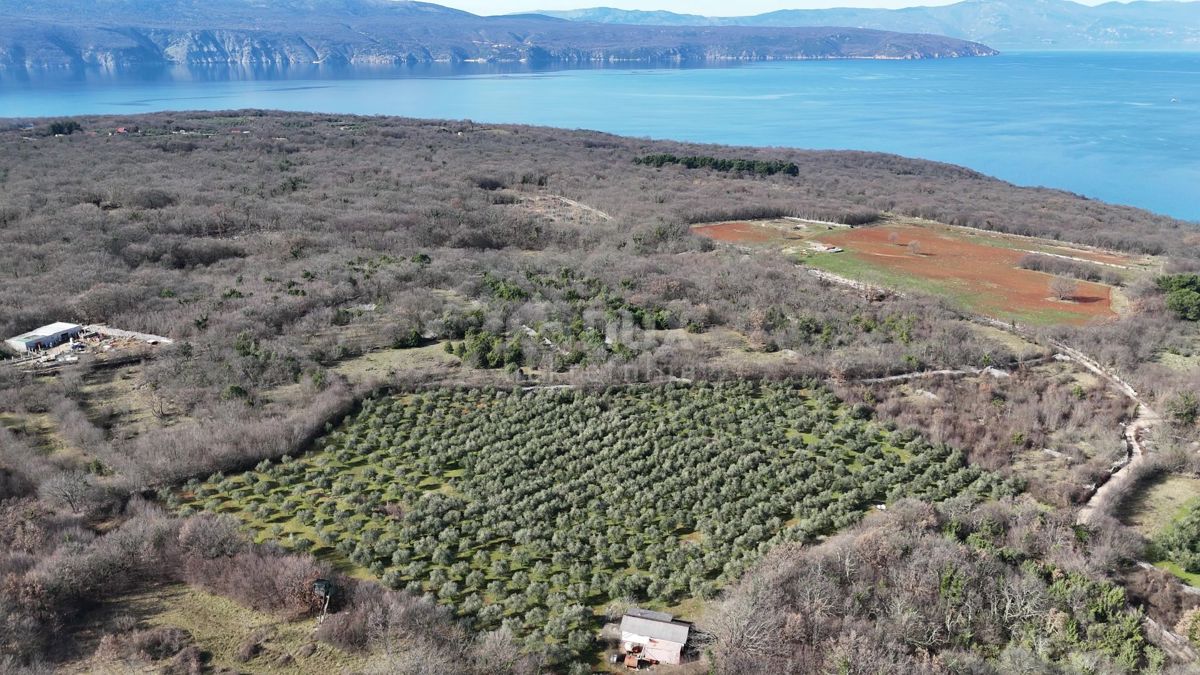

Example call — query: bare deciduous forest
[2,111,1199,673]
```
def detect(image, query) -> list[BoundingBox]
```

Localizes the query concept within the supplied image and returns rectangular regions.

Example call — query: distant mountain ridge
[0,0,995,69]
[535,0,1200,50]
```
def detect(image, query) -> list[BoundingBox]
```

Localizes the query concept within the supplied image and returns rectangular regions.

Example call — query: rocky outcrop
[0,1,997,69]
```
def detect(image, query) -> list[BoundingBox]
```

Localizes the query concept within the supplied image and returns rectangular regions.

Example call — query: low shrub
[98,626,194,663]
[178,514,246,559]
[129,626,193,661]
[183,548,327,619]
[1018,253,1123,285]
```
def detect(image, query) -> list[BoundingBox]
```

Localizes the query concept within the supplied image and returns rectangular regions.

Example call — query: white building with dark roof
[5,322,82,353]
[619,608,691,666]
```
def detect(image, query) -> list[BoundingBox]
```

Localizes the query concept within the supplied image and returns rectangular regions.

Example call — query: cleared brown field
[690,220,785,243]
[815,224,1120,325]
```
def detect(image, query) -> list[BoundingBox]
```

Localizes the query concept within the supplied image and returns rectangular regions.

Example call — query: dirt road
[809,268,1159,525]
[1045,338,1160,525]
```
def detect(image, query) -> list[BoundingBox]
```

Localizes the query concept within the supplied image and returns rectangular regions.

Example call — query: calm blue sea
[1,52,1198,220]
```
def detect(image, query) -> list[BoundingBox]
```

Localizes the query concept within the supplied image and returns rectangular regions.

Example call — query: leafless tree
[703,580,788,662]
[470,628,529,674]
[37,470,95,513]
[1050,276,1080,301]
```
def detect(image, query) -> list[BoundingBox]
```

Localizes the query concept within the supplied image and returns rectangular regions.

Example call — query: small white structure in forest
[5,322,82,352]
[619,608,690,666]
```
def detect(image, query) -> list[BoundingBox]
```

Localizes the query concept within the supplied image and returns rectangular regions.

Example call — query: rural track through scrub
[551,195,612,221]
[813,267,1187,649]
[931,220,1145,269]
[856,363,1053,385]
[807,268,1161,526]
[1028,250,1134,270]
[1046,337,1160,527]
[1144,613,1200,662]
[858,368,1000,384]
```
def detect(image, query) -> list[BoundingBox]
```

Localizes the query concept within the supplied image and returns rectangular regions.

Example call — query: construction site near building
[2,322,173,371]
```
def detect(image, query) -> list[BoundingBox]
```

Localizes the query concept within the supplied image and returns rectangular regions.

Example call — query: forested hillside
[537,0,1200,50]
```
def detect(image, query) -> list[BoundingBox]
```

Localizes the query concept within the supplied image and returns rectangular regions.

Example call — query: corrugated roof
[35,322,81,335]
[620,615,690,645]
[8,322,81,342]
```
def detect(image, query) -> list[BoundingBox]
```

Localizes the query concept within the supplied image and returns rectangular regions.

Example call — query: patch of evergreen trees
[1157,274,1200,321]
[635,153,800,177]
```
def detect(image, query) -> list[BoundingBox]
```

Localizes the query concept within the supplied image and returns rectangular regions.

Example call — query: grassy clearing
[1118,472,1200,587]
[1142,477,1200,588]
[1009,448,1078,502]
[78,364,172,442]
[1009,303,1107,327]
[1157,350,1200,373]
[647,326,806,370]
[64,584,365,674]
[966,323,1047,360]
[690,218,823,248]
[1116,473,1200,538]
[268,342,467,409]
[1153,561,1200,588]
[330,341,457,381]
[0,412,62,454]
[1,410,96,470]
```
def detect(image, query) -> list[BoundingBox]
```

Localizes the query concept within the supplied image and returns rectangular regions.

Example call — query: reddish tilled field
[691,221,782,244]
[820,225,1118,325]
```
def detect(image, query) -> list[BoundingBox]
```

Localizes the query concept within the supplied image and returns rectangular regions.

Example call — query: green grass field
[1117,473,1200,538]
[803,250,976,300]
[1154,561,1200,588]
[1117,472,1200,587]
[67,584,366,674]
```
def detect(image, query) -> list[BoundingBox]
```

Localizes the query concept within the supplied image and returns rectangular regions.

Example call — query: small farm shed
[619,608,690,666]
[5,322,82,352]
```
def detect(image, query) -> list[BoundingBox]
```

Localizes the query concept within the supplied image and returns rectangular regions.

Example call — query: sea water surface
[2,52,1198,221]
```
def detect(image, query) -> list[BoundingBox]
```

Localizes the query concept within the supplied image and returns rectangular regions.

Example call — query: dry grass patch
[0,412,65,455]
[1117,473,1200,538]
[330,342,458,381]
[966,323,1047,360]
[64,584,365,674]
[78,364,175,442]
